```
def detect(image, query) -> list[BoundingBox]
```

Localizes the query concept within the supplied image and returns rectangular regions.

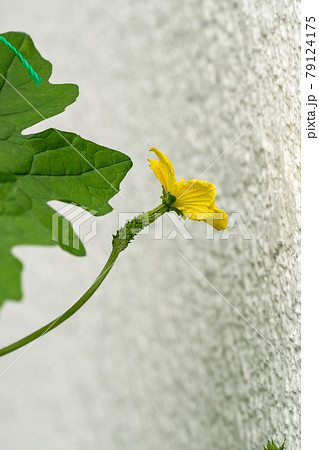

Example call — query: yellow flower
[148,147,228,230]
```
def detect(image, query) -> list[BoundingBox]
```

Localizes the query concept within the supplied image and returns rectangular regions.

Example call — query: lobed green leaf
[0,31,132,307]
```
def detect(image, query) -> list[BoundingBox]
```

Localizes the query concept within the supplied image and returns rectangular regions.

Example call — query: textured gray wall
[0,1,300,449]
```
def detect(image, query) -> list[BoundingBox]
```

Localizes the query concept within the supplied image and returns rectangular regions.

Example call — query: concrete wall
[0,1,300,449]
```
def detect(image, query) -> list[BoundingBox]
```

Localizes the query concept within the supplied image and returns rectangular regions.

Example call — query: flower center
[161,189,184,217]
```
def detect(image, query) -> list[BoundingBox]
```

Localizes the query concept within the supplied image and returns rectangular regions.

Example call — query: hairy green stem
[0,203,169,357]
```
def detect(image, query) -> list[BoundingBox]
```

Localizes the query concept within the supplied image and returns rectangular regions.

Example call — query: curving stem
[0,202,169,357]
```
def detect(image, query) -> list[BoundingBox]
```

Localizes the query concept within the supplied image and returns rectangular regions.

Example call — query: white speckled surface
[0,1,300,449]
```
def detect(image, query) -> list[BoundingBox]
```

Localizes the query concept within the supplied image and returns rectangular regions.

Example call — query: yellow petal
[204,207,228,230]
[174,178,216,210]
[173,178,228,230]
[147,147,176,193]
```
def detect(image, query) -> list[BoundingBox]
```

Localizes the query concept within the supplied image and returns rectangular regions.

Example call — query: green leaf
[263,439,286,450]
[0,31,132,307]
